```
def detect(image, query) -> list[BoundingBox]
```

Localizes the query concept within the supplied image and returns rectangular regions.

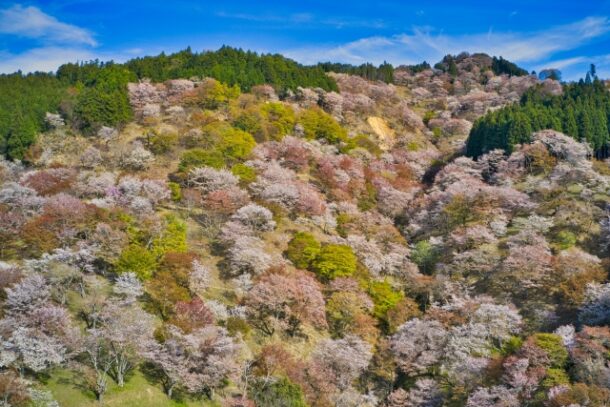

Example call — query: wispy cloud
[533,56,589,72]
[0,4,96,46]
[284,16,610,66]
[216,10,385,29]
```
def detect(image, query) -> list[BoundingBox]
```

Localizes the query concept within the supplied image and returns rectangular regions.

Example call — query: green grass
[45,369,212,407]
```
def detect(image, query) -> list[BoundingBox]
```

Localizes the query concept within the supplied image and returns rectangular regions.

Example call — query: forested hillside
[0,47,338,159]
[1,49,610,407]
[467,76,610,157]
[0,73,66,159]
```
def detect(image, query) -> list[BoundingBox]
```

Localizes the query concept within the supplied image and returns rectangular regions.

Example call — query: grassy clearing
[45,369,212,407]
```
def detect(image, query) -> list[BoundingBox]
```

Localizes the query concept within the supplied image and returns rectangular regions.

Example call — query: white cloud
[0,4,96,46]
[0,47,129,73]
[533,56,589,72]
[284,16,610,66]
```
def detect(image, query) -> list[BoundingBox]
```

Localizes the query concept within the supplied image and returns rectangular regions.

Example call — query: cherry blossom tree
[579,283,610,326]
[189,259,210,294]
[245,268,326,336]
[188,167,239,194]
[311,335,372,390]
[0,275,78,374]
[226,235,273,276]
[466,386,520,407]
[231,203,276,232]
[144,325,240,397]
[113,273,143,304]
[390,319,448,376]
[96,300,154,387]
[119,142,153,170]
[472,303,522,346]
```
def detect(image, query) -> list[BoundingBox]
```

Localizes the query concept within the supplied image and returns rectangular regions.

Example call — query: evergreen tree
[577,109,593,142]
[448,59,458,77]
[467,81,610,157]
[585,72,592,85]
[590,63,597,79]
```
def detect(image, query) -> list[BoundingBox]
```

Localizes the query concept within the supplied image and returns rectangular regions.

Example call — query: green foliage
[250,377,307,407]
[233,102,295,143]
[311,244,357,280]
[116,245,158,280]
[335,213,351,238]
[0,73,66,159]
[0,46,334,159]
[448,59,458,77]
[554,230,577,250]
[318,61,394,83]
[423,110,436,126]
[168,182,182,202]
[467,80,610,157]
[491,56,529,77]
[231,163,257,184]
[123,46,337,92]
[357,181,378,212]
[500,336,524,355]
[147,131,178,154]
[260,102,296,140]
[185,78,240,109]
[385,297,422,334]
[299,107,348,144]
[179,123,255,171]
[411,240,440,275]
[73,65,134,133]
[179,148,225,171]
[285,232,321,269]
[541,368,570,389]
[533,333,569,368]
[402,61,431,74]
[349,134,382,156]
[216,127,256,162]
[151,215,188,258]
[226,317,251,337]
[367,280,404,319]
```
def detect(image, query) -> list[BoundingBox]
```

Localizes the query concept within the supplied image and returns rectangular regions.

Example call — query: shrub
[326,291,378,343]
[423,110,436,125]
[168,182,182,201]
[385,297,422,333]
[411,240,440,275]
[298,107,347,144]
[179,148,225,171]
[500,336,523,356]
[151,215,188,258]
[184,78,240,109]
[250,377,307,407]
[311,244,357,280]
[533,333,569,368]
[541,368,570,389]
[148,131,178,154]
[231,163,257,184]
[217,127,256,162]
[261,102,296,141]
[350,134,382,156]
[285,232,321,269]
[178,126,255,171]
[116,245,157,279]
[554,230,577,250]
[367,280,404,320]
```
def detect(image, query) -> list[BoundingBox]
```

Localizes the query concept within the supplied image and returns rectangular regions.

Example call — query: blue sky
[2,1,610,80]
